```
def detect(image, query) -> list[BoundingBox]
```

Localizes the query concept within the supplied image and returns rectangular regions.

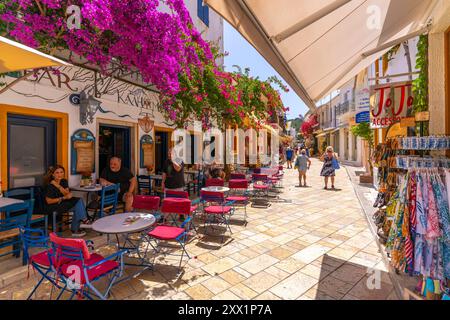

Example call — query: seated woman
[205,161,226,180]
[44,165,90,237]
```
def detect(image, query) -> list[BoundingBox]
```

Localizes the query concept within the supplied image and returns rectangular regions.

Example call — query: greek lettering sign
[370,82,414,129]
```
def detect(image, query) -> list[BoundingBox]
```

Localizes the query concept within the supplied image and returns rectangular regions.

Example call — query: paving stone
[239,254,279,274]
[202,277,233,295]
[211,290,242,300]
[184,284,215,300]
[202,257,240,276]
[229,283,259,299]
[315,276,355,299]
[291,243,333,264]
[345,276,394,300]
[269,272,318,300]
[242,271,280,293]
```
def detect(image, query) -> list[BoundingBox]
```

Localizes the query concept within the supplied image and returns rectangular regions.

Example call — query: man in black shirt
[162,148,185,194]
[100,156,136,212]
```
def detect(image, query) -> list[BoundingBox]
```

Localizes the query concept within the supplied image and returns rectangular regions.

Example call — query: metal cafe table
[92,213,156,279]
[0,197,24,209]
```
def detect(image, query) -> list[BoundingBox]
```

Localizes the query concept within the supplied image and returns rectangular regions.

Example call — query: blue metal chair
[5,188,49,235]
[19,226,60,299]
[88,184,119,220]
[137,175,152,195]
[146,215,193,273]
[0,200,34,261]
[48,232,127,300]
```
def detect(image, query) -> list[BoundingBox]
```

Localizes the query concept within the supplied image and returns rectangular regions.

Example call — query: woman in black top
[44,165,89,237]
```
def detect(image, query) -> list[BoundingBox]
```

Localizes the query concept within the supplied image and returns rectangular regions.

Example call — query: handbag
[331,157,340,170]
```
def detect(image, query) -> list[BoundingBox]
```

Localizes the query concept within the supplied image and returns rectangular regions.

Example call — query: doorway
[99,125,131,175]
[155,131,169,174]
[7,114,57,188]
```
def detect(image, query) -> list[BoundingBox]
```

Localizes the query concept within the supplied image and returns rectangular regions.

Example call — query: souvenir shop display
[371,133,450,299]
[398,136,450,151]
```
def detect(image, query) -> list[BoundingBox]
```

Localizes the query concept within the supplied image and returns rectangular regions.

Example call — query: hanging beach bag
[332,157,340,170]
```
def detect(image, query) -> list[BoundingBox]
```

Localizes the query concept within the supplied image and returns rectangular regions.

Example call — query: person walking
[320,146,338,190]
[294,149,312,187]
[285,147,294,169]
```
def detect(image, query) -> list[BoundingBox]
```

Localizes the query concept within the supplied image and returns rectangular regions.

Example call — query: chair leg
[44,216,49,236]
[52,212,57,234]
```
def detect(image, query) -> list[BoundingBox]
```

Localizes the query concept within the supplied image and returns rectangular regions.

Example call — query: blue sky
[223,21,309,120]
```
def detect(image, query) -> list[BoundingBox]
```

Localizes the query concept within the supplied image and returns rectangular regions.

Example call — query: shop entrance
[7,114,57,188]
[155,131,169,174]
[99,125,131,175]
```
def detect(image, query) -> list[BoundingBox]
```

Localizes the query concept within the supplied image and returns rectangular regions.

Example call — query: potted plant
[146,165,154,174]
[81,171,93,187]
[350,122,374,184]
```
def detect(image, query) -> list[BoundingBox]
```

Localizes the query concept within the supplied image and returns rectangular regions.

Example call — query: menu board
[74,140,95,173]
[142,143,154,167]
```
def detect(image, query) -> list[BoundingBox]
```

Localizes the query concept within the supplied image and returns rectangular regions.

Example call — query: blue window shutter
[197,0,204,21]
[203,4,209,27]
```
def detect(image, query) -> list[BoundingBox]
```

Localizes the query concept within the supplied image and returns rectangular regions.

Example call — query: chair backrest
[161,198,192,215]
[0,200,34,231]
[137,175,151,195]
[230,173,246,180]
[19,226,48,257]
[49,232,90,262]
[165,190,189,199]
[205,178,224,187]
[133,195,160,211]
[229,179,248,189]
[100,184,119,216]
[4,187,34,200]
[200,190,225,204]
[252,174,268,182]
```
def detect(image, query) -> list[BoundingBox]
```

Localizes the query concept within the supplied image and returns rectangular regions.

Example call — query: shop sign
[370,82,414,128]
[356,111,370,124]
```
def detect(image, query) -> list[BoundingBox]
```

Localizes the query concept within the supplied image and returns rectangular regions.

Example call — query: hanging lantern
[138,114,154,133]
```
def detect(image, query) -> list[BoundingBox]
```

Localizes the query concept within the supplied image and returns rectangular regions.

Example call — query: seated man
[100,156,136,212]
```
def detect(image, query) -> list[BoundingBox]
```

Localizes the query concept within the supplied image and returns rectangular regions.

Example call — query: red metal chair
[164,190,199,226]
[226,179,249,221]
[48,232,126,300]
[252,174,270,195]
[146,198,193,272]
[205,178,225,187]
[230,173,246,180]
[200,190,235,242]
[165,190,189,199]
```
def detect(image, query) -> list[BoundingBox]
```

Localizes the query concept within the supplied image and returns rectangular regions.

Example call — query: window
[197,0,209,27]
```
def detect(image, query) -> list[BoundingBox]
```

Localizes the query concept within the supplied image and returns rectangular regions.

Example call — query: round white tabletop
[71,185,103,192]
[92,213,156,234]
[0,197,24,208]
[201,186,230,193]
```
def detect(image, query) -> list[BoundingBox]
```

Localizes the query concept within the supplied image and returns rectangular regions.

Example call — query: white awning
[205,0,438,110]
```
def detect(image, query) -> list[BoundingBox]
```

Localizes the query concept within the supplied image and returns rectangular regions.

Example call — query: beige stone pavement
[0,159,399,300]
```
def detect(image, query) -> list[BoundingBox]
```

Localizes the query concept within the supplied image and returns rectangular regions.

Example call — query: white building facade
[0,1,224,190]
